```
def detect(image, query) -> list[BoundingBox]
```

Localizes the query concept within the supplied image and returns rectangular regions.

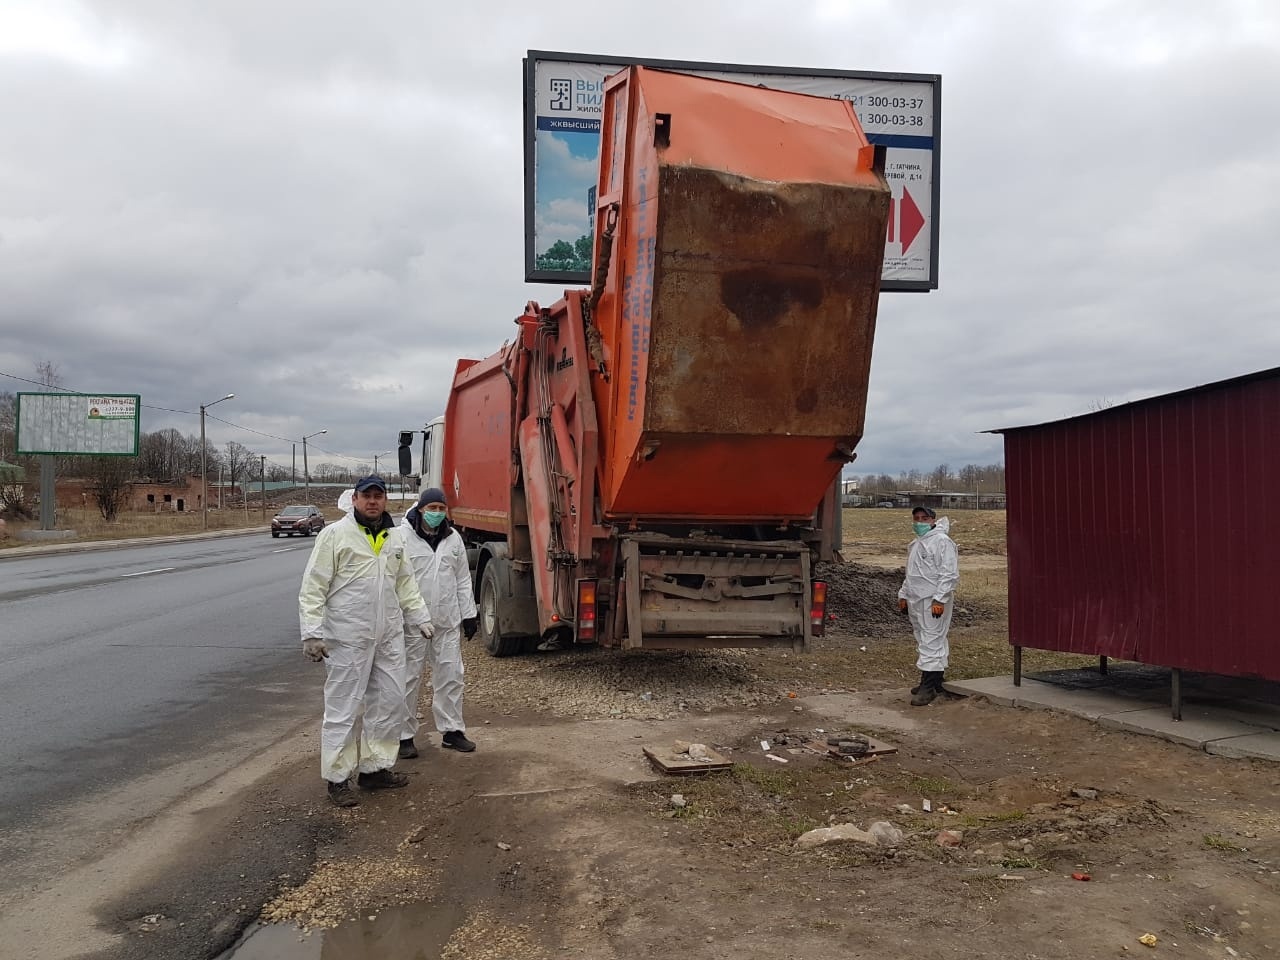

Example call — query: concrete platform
[944,670,1280,762]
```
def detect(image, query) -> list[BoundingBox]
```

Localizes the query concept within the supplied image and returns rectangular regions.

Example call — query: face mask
[912,522,932,537]
[422,509,446,529]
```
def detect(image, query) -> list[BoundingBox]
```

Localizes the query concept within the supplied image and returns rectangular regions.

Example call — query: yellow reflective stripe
[365,529,389,555]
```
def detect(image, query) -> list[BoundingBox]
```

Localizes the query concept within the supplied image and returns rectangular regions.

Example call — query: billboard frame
[15,392,142,457]
[523,49,941,292]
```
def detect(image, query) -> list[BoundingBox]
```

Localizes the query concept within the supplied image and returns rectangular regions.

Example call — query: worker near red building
[897,506,960,706]
[298,475,433,807]
[397,487,478,756]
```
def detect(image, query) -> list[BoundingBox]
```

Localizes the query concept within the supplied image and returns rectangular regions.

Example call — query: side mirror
[398,431,414,477]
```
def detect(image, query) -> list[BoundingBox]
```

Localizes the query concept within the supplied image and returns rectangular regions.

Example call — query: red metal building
[992,367,1280,704]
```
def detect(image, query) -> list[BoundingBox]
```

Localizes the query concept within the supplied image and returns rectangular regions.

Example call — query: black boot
[398,737,418,759]
[442,730,476,753]
[911,672,941,706]
[327,779,360,807]
[910,670,929,694]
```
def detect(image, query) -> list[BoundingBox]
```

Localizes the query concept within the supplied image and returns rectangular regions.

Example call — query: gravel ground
[461,563,913,721]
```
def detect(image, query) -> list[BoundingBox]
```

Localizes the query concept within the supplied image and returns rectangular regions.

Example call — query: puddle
[216,901,466,960]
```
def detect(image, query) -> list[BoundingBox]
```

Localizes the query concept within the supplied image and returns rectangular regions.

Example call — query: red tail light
[577,579,598,642]
[810,580,828,637]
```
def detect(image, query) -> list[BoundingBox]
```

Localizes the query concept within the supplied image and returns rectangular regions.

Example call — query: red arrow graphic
[899,187,925,254]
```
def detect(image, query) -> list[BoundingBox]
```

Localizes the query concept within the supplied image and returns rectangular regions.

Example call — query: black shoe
[910,684,938,707]
[910,671,929,695]
[442,730,476,753]
[356,769,409,790]
[398,738,419,759]
[327,779,360,807]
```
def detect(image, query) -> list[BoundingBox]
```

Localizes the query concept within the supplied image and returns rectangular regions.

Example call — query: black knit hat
[416,487,447,509]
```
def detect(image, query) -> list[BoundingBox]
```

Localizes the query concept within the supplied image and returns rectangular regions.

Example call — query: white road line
[119,567,176,578]
[271,548,296,554]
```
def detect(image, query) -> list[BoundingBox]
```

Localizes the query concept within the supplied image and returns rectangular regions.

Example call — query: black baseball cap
[353,475,388,493]
[911,505,936,518]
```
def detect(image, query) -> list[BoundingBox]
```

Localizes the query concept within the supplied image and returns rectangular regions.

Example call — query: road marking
[271,548,297,554]
[119,567,175,578]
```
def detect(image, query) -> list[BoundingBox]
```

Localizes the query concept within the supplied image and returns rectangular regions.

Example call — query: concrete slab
[943,677,1151,719]
[941,676,1023,707]
[945,674,1280,761]
[1096,706,1269,749]
[1205,732,1280,761]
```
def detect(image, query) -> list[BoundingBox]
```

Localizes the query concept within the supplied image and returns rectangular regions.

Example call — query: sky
[1,0,1278,481]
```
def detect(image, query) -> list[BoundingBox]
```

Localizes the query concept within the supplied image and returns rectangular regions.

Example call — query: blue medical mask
[912,521,932,537]
[422,508,446,529]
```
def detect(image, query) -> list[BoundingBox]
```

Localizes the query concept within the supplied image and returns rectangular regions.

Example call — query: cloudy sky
[2,0,1278,481]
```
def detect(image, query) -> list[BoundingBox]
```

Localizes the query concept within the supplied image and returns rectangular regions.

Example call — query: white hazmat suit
[897,517,960,672]
[400,512,476,738]
[299,513,430,783]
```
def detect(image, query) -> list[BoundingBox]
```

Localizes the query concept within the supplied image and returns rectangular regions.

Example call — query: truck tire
[479,562,523,658]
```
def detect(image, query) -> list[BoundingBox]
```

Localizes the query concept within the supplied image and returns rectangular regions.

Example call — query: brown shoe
[357,769,409,790]
[327,779,360,807]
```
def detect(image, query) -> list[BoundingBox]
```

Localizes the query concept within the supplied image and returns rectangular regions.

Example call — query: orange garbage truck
[399,65,890,656]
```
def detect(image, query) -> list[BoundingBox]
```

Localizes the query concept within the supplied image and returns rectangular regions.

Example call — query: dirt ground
[96,509,1280,959]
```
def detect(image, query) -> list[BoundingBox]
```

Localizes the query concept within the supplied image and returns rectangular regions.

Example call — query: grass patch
[1203,834,1246,853]
[731,763,795,796]
[907,775,958,798]
[983,810,1028,823]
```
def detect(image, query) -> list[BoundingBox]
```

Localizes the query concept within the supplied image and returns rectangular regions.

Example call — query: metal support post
[1013,645,1023,686]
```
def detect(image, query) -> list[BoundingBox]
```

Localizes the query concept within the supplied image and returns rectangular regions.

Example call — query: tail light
[810,580,828,637]
[576,579,598,642]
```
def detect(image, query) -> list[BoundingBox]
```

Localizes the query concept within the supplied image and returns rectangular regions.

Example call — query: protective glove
[931,601,945,619]
[462,617,478,640]
[897,598,908,615]
[302,637,329,661]
[419,622,434,641]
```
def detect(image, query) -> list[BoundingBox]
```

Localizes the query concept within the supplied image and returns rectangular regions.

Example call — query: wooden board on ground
[805,736,898,761]
[643,745,733,775]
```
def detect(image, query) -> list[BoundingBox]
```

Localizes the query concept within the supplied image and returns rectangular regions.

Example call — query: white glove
[419,623,434,641]
[302,637,329,661]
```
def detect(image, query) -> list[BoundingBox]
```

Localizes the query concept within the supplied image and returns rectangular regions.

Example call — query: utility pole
[199,393,234,530]
[302,429,326,506]
[260,455,266,521]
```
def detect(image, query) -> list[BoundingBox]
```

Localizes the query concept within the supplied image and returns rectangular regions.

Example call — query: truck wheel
[479,563,523,658]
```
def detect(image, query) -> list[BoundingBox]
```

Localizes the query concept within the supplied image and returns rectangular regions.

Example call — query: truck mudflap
[614,535,813,652]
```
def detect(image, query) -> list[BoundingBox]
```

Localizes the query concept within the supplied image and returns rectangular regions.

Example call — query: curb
[0,525,268,561]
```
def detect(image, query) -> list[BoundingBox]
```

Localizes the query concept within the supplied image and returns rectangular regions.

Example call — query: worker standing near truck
[398,487,478,756]
[896,506,960,706]
[299,475,434,807]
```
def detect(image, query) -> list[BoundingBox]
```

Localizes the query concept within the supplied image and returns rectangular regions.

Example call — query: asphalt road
[0,533,323,899]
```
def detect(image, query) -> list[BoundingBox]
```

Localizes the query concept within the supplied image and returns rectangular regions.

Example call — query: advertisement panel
[15,392,141,456]
[525,51,941,292]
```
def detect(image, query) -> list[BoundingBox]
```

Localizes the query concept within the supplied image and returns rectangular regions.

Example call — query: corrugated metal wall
[1003,370,1280,681]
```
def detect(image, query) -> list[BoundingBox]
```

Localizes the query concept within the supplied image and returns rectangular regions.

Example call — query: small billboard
[524,50,941,292]
[16,392,141,456]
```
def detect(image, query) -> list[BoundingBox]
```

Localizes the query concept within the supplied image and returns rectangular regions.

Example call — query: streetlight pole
[302,429,327,505]
[373,450,391,476]
[200,393,235,530]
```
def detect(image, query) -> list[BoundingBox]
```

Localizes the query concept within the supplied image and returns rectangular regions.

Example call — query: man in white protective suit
[298,475,434,807]
[398,486,478,757]
[896,505,960,707]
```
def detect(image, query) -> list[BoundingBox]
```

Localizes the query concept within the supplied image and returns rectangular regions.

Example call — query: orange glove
[897,598,908,614]
[931,601,945,619]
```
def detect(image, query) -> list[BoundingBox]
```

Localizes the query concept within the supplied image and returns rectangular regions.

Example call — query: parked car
[271,504,325,537]
[877,500,896,508]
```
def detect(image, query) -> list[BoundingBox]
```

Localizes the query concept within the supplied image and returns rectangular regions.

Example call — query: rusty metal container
[589,66,890,521]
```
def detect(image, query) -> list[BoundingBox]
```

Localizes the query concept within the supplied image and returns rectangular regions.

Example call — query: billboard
[15,392,141,456]
[524,50,941,292]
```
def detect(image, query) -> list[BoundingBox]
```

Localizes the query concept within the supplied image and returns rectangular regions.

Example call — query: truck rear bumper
[614,535,812,652]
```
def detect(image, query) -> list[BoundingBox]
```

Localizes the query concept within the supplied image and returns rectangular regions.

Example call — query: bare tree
[35,360,63,389]
[0,391,14,462]
[88,456,135,521]
[224,441,252,498]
